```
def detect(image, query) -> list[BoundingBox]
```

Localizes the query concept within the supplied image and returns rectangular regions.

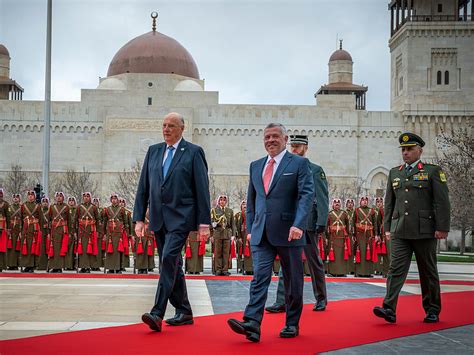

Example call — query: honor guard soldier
[354,196,378,277]
[103,193,128,274]
[374,197,390,277]
[7,194,22,270]
[344,199,356,274]
[91,197,104,269]
[211,195,234,276]
[0,188,10,272]
[47,192,70,273]
[374,133,450,324]
[20,190,41,273]
[66,197,78,270]
[234,200,253,275]
[119,198,132,271]
[184,230,205,274]
[77,192,100,273]
[325,199,351,277]
[37,197,50,270]
[135,211,156,274]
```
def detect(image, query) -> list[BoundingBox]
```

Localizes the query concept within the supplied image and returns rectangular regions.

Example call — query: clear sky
[0,0,391,111]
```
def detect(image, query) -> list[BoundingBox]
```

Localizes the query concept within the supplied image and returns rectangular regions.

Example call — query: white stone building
[0,0,472,206]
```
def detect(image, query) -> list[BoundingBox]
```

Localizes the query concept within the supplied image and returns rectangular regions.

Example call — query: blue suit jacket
[246,151,314,247]
[133,139,211,233]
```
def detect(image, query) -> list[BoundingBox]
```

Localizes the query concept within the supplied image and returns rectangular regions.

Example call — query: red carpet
[1,272,473,285]
[1,291,473,355]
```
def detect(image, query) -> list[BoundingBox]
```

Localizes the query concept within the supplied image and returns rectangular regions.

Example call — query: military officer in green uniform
[354,196,378,277]
[7,194,22,270]
[0,188,10,272]
[234,200,253,275]
[77,192,100,273]
[47,192,70,273]
[211,195,234,276]
[374,132,450,324]
[103,193,128,273]
[20,191,41,273]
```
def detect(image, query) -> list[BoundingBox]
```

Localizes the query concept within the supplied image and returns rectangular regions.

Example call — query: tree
[60,167,99,200]
[435,127,473,255]
[1,164,29,196]
[112,160,142,206]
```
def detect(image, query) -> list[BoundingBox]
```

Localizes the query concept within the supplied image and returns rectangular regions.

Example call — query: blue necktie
[162,146,175,178]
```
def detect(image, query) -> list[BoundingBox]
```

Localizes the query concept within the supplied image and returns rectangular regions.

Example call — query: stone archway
[364,166,389,199]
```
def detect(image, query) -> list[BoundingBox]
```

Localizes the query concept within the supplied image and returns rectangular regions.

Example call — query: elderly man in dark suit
[227,123,314,342]
[134,112,211,332]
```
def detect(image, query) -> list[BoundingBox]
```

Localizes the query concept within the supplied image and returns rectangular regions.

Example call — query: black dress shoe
[313,301,326,312]
[223,272,231,276]
[373,306,396,323]
[265,304,286,313]
[424,313,439,323]
[280,325,299,338]
[142,313,162,332]
[107,270,115,274]
[165,313,194,326]
[227,318,260,342]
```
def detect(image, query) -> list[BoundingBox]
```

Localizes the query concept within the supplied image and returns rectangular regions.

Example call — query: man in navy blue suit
[227,123,314,342]
[134,112,211,332]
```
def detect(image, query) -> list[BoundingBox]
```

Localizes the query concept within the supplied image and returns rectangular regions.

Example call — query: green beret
[399,132,425,147]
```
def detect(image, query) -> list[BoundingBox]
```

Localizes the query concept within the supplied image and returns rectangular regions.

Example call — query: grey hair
[264,123,287,135]
[166,112,185,127]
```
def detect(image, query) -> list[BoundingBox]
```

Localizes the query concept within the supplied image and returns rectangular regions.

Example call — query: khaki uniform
[0,199,10,270]
[7,203,21,268]
[326,209,350,276]
[134,215,155,273]
[37,206,50,270]
[65,205,77,270]
[354,206,377,276]
[345,208,356,274]
[383,162,450,315]
[185,231,205,274]
[76,203,100,269]
[120,209,132,270]
[234,211,253,274]
[102,205,128,272]
[20,202,41,269]
[375,207,390,276]
[211,206,234,275]
[47,203,70,270]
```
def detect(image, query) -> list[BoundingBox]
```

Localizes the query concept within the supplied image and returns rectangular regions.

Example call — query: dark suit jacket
[133,139,211,233]
[306,162,329,232]
[246,151,314,247]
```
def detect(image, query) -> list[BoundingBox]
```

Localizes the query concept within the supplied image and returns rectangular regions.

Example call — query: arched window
[445,70,449,85]
[437,71,442,85]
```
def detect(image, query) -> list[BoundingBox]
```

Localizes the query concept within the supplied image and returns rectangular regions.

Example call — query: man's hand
[385,232,391,241]
[288,226,303,242]
[435,231,448,239]
[198,225,210,242]
[135,221,145,237]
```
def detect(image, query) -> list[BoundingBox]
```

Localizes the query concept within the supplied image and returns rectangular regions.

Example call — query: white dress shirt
[262,149,287,187]
[162,138,182,166]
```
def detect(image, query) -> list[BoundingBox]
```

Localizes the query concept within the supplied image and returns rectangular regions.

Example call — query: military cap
[289,134,308,145]
[399,132,425,147]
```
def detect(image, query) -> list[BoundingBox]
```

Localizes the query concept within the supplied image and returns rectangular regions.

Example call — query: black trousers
[244,233,304,326]
[383,238,441,315]
[275,231,327,305]
[151,229,192,318]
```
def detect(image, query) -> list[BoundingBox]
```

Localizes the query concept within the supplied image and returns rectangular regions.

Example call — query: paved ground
[1,260,473,353]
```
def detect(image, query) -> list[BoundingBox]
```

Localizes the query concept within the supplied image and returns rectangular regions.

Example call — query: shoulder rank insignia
[320,172,326,180]
[439,171,447,183]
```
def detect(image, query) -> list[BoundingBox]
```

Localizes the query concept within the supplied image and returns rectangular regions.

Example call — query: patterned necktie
[263,158,275,194]
[162,146,175,178]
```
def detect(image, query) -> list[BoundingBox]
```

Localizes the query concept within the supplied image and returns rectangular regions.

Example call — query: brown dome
[107,31,199,79]
[329,49,352,62]
[0,44,10,56]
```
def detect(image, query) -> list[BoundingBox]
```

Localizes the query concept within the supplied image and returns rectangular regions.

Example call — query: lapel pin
[181,148,185,151]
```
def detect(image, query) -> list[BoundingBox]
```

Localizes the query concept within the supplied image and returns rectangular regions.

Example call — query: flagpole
[42,0,52,197]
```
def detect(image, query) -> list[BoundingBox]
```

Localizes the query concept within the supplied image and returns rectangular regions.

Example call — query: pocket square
[283,173,294,176]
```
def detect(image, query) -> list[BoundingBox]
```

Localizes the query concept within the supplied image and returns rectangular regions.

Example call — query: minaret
[315,40,368,110]
[0,44,23,100]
